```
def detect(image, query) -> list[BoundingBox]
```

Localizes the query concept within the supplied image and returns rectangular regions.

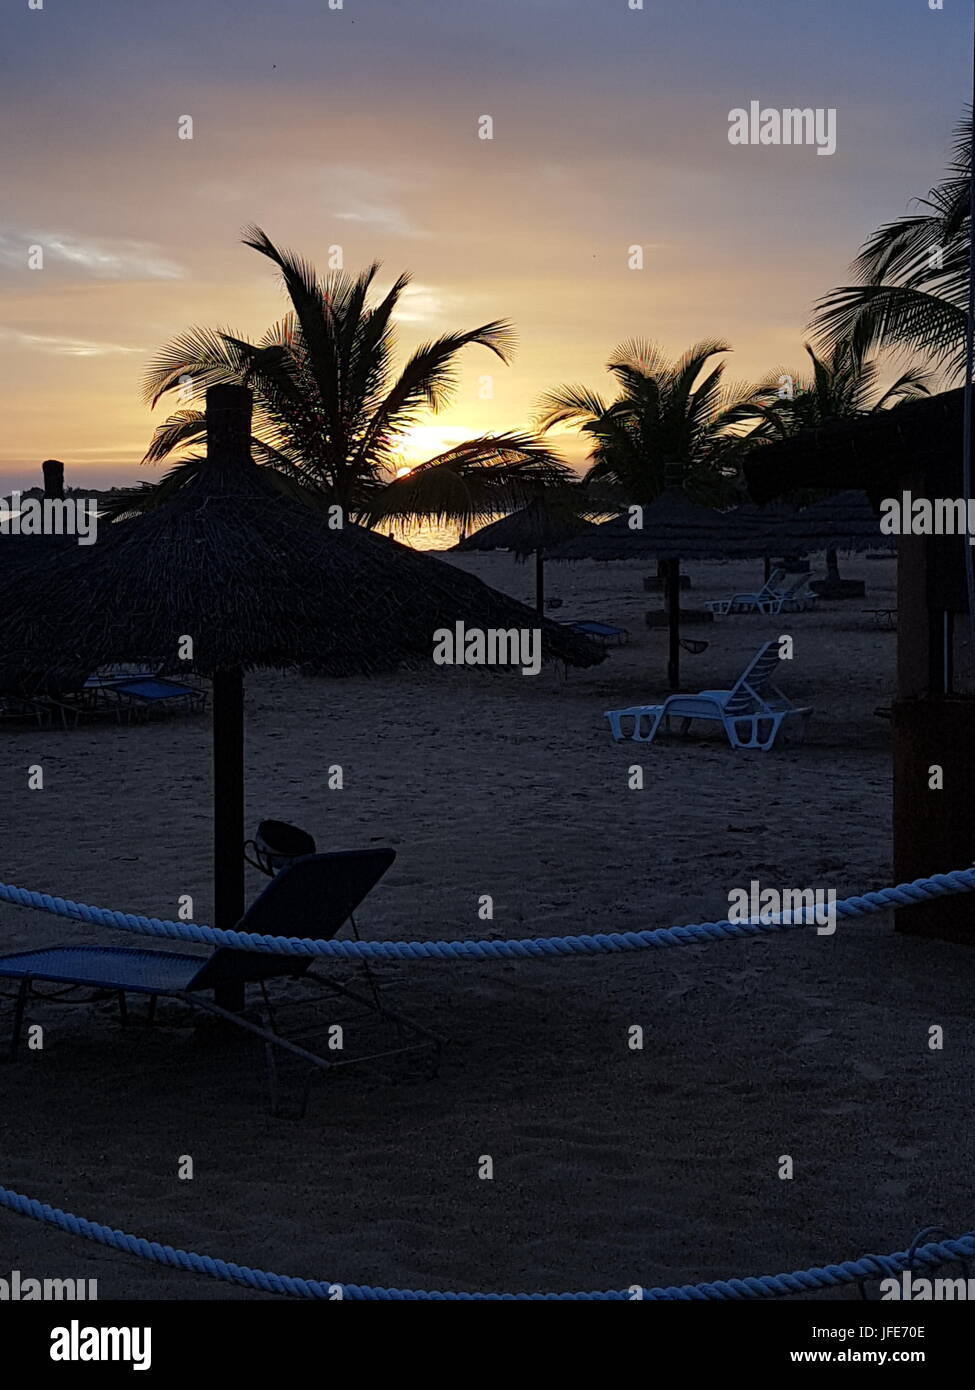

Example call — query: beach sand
[2,552,972,1300]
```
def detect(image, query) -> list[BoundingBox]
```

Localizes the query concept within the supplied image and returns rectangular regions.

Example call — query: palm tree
[536,339,768,688]
[107,226,571,524]
[535,338,766,506]
[746,333,932,581]
[812,114,970,378]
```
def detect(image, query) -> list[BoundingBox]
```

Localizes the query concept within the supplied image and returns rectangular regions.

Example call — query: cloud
[0,231,185,281]
[390,283,452,324]
[0,328,145,357]
[334,205,419,237]
[320,166,428,239]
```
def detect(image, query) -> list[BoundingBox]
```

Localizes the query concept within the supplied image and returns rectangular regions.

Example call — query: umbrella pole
[535,548,545,614]
[666,558,681,689]
[212,665,246,1012]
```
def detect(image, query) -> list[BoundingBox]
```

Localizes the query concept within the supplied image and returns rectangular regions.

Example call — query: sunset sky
[2,0,971,488]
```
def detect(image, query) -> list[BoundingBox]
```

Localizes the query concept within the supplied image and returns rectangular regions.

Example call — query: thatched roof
[0,387,604,690]
[728,500,798,526]
[454,498,598,557]
[550,489,774,561]
[768,490,894,553]
[744,389,964,505]
[0,533,77,578]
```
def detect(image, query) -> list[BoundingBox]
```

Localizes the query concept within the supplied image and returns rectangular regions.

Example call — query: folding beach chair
[0,849,441,1113]
[604,640,812,750]
[0,695,54,728]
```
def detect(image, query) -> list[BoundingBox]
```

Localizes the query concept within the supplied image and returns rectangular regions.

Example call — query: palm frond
[140,410,207,464]
[361,433,570,527]
[534,385,610,431]
[810,112,972,375]
[352,322,517,474]
[812,283,968,374]
[141,326,257,406]
[98,457,206,520]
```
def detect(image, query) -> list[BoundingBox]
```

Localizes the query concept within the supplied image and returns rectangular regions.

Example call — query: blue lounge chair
[105,676,208,714]
[68,671,201,723]
[604,640,813,750]
[559,620,629,645]
[0,849,440,1112]
[84,663,158,684]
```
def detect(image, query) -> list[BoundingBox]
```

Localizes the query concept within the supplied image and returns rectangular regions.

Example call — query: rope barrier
[0,868,973,960]
[0,1186,971,1300]
[2,873,973,1299]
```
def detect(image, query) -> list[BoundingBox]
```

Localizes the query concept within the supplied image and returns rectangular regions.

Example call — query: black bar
[7,1299,971,1376]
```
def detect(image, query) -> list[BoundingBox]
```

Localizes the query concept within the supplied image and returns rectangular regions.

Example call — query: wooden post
[212,666,246,1010]
[203,385,253,1008]
[893,497,974,941]
[666,558,681,689]
[535,548,545,614]
[42,459,65,500]
[893,698,975,942]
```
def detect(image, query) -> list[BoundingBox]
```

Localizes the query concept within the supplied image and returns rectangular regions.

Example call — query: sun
[396,424,474,467]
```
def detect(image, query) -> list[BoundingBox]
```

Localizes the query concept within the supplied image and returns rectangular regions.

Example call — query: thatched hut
[744,388,973,943]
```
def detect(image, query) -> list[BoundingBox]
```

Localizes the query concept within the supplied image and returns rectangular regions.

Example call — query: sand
[2,551,972,1300]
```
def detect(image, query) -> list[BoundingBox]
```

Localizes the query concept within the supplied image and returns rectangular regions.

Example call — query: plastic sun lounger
[559,621,629,645]
[604,639,813,750]
[0,849,441,1113]
[703,568,787,617]
[704,572,817,617]
[769,577,818,614]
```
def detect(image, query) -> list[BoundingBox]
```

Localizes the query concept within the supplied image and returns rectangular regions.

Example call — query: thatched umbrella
[454,498,598,611]
[730,490,894,598]
[767,490,894,553]
[725,500,799,582]
[551,491,744,562]
[0,386,602,1008]
[550,489,771,687]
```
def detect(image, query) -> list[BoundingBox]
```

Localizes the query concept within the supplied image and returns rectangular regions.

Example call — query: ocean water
[379,519,464,552]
